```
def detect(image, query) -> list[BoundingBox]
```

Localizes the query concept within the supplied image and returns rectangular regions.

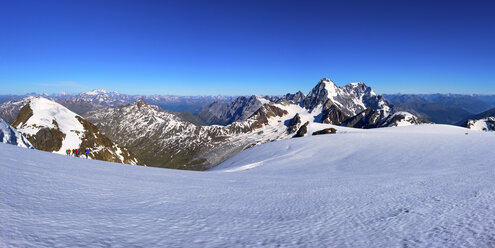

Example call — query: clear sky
[1,0,494,95]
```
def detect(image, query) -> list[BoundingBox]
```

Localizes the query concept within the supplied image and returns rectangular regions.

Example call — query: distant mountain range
[383,93,495,124]
[459,107,495,131]
[2,78,494,170]
[0,91,235,120]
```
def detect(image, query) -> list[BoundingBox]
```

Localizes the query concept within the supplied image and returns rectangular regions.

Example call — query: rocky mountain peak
[135,99,149,108]
[303,78,338,110]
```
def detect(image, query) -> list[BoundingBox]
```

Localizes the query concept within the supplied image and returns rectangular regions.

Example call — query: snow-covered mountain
[0,118,33,148]
[199,78,409,128]
[83,100,289,170]
[464,117,495,131]
[11,96,140,165]
[198,95,264,125]
[83,78,420,170]
[303,79,391,120]
[2,124,495,247]
[461,107,495,131]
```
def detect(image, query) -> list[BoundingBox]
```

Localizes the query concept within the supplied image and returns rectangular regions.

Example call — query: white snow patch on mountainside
[467,117,495,131]
[0,118,33,148]
[386,111,419,127]
[1,124,495,247]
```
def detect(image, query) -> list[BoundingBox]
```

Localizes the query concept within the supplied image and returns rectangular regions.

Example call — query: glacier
[1,124,495,247]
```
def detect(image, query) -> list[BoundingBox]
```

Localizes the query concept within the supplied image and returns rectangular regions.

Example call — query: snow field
[1,124,495,247]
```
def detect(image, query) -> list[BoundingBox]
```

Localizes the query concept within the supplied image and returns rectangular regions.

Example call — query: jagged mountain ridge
[198,95,264,125]
[198,78,395,128]
[383,93,495,124]
[83,100,288,170]
[0,117,34,148]
[84,78,420,170]
[11,96,141,165]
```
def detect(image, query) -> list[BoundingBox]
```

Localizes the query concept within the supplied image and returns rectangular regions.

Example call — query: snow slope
[0,118,33,148]
[1,125,495,247]
[466,117,495,131]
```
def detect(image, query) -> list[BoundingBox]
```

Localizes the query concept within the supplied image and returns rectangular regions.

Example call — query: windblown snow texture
[1,124,494,247]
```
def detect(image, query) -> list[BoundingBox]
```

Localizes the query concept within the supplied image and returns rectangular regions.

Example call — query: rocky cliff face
[11,97,140,165]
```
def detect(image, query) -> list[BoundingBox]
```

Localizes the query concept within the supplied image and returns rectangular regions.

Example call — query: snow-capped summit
[0,117,33,149]
[83,89,108,96]
[303,78,391,117]
[11,96,140,165]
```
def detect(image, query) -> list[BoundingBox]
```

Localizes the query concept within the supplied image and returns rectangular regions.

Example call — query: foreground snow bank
[1,125,495,247]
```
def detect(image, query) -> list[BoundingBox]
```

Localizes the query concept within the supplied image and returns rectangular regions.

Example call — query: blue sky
[0,0,494,95]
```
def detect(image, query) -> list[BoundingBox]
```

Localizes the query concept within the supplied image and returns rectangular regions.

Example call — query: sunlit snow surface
[1,124,495,247]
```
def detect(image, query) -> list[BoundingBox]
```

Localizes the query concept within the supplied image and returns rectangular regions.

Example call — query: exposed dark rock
[321,104,350,125]
[250,103,288,129]
[11,104,33,127]
[12,103,65,152]
[26,127,65,152]
[287,113,302,134]
[293,121,309,138]
[312,128,337,135]
[342,108,386,128]
[303,78,332,110]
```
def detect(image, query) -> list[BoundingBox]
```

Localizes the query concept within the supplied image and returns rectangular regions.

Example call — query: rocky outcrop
[342,108,385,128]
[320,103,350,124]
[293,121,309,138]
[287,113,302,134]
[250,104,288,129]
[312,128,337,135]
